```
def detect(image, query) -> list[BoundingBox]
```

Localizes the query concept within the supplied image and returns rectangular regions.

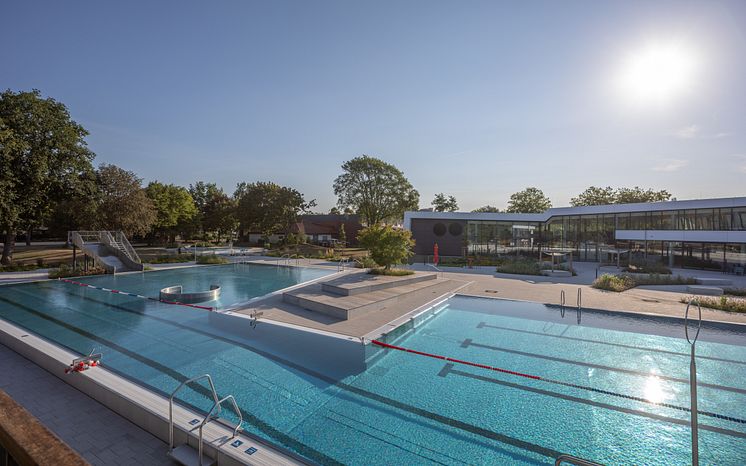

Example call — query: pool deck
[0,343,176,466]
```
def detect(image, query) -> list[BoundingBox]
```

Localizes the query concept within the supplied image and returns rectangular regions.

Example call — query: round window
[449,223,463,236]
[433,223,446,236]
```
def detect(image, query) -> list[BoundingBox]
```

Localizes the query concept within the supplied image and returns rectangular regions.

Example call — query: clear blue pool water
[0,270,744,465]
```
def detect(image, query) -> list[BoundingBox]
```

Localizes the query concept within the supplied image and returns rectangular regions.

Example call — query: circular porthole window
[449,223,463,236]
[433,223,446,236]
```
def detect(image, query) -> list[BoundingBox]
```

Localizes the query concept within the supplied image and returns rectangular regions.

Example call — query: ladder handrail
[168,374,222,452]
[277,253,292,267]
[685,298,702,466]
[197,395,243,465]
[555,454,603,466]
[338,257,350,271]
[576,288,582,310]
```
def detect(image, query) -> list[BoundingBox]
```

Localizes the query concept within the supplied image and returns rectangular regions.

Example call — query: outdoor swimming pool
[0,269,744,465]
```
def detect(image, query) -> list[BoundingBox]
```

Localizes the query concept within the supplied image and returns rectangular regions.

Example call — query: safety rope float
[370,340,746,426]
[58,278,214,311]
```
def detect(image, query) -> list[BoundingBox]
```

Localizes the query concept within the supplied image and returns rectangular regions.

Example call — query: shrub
[496,258,542,276]
[49,264,107,279]
[725,288,746,297]
[0,263,42,272]
[355,256,378,268]
[593,273,696,292]
[149,255,193,264]
[592,274,637,292]
[624,262,672,274]
[681,295,746,313]
[368,267,415,276]
[358,225,414,270]
[196,255,229,265]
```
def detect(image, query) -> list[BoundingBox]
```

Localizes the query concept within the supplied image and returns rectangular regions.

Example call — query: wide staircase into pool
[70,230,143,273]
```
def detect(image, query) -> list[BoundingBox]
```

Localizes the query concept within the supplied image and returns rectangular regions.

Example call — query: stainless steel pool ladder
[559,290,566,317]
[277,254,292,267]
[168,374,243,466]
[338,257,350,271]
[685,298,702,466]
[554,454,603,466]
[576,288,582,324]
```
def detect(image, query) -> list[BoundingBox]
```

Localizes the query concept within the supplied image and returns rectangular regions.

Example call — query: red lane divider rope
[371,340,746,426]
[371,340,542,380]
[57,278,214,311]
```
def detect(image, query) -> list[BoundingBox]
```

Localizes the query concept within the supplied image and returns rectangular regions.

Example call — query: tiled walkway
[0,344,176,466]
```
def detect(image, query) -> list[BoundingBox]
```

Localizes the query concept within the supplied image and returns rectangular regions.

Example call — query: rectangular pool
[0,271,744,465]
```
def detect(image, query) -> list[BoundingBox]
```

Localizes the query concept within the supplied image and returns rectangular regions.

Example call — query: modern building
[404,196,746,271]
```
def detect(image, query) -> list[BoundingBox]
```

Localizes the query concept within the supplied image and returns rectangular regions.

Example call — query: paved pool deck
[0,343,175,466]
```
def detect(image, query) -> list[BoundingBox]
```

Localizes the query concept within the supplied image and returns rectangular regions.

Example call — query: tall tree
[570,186,616,207]
[96,164,156,236]
[333,155,419,225]
[614,187,671,204]
[506,187,552,213]
[0,90,95,264]
[472,205,500,213]
[145,182,197,243]
[235,182,315,240]
[202,190,237,242]
[570,186,672,206]
[432,193,459,212]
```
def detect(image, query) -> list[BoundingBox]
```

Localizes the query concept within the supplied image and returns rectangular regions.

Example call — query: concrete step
[686,285,724,296]
[695,278,733,286]
[541,269,572,277]
[321,271,437,296]
[284,277,450,320]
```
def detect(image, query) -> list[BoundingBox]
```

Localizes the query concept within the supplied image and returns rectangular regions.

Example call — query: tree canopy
[357,224,414,269]
[506,187,552,213]
[432,193,458,212]
[333,155,419,225]
[96,164,156,236]
[472,205,500,213]
[570,186,672,206]
[145,181,197,242]
[235,181,315,239]
[0,89,95,264]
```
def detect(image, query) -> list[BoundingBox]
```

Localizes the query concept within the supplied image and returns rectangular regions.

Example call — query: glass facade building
[405,197,746,271]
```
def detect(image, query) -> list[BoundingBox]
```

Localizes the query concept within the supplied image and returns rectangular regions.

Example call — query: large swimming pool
[0,268,744,465]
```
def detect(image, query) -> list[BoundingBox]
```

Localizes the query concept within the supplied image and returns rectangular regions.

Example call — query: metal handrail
[560,290,566,318]
[338,257,350,271]
[576,288,582,310]
[115,230,141,263]
[197,395,243,465]
[168,374,222,453]
[685,298,702,466]
[277,254,292,267]
[555,454,603,466]
[427,263,443,279]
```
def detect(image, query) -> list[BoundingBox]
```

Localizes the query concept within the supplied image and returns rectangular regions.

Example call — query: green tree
[358,224,415,270]
[614,187,671,204]
[235,182,316,240]
[145,182,197,243]
[570,186,616,207]
[333,155,419,225]
[570,186,672,206]
[0,90,95,264]
[432,193,459,212]
[96,164,156,236]
[203,190,237,243]
[506,187,552,213]
[472,205,500,213]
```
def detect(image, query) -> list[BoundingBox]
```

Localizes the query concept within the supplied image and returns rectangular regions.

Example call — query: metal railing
[338,257,350,271]
[555,454,603,466]
[114,230,141,262]
[168,374,243,466]
[427,263,443,279]
[277,254,292,267]
[685,298,702,466]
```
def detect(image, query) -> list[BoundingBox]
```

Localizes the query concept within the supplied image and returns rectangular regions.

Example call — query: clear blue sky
[3,1,745,212]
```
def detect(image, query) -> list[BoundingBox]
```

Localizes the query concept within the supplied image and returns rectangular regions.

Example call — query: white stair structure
[70,231,143,273]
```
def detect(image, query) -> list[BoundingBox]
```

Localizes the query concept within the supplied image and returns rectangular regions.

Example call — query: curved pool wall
[160,284,221,304]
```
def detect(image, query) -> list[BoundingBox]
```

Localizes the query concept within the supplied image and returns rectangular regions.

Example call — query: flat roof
[405,196,746,226]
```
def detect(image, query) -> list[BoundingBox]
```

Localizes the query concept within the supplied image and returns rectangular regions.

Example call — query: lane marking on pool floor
[372,340,746,428]
[476,321,746,367]
[461,338,746,395]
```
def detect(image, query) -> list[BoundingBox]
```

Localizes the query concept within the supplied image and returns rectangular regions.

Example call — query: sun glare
[615,41,698,107]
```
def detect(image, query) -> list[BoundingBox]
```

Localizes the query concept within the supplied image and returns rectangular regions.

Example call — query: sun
[615,41,698,106]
